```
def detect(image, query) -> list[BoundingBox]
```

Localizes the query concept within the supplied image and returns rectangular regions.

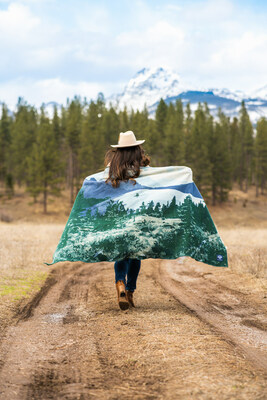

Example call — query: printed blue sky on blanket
[44,165,228,267]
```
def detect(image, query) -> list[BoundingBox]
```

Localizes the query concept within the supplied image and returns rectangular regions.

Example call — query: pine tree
[143,118,160,165]
[238,101,254,192]
[65,96,83,204]
[52,105,66,181]
[25,141,40,203]
[0,103,12,189]
[10,98,38,187]
[191,103,212,198]
[255,117,267,195]
[184,102,193,166]
[175,99,185,164]
[164,103,177,164]
[130,107,148,140]
[26,106,62,213]
[229,117,240,182]
[78,99,105,180]
[52,105,62,146]
[119,106,130,132]
[155,98,168,136]
[102,106,120,151]
[209,109,232,204]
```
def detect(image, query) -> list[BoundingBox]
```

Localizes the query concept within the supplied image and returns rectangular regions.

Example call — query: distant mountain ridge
[107,67,267,125]
[2,67,266,126]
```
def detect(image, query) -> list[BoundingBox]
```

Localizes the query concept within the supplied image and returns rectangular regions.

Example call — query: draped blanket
[44,166,228,267]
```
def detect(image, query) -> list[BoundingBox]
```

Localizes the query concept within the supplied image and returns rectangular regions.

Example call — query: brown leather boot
[116,280,129,310]
[126,290,135,307]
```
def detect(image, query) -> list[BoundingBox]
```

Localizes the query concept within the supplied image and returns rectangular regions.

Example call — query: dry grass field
[0,183,266,398]
[209,185,267,278]
[1,183,267,275]
[0,182,266,329]
[0,184,266,302]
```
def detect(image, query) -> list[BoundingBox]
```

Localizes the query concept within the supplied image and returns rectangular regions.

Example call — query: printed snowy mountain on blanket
[44,166,228,267]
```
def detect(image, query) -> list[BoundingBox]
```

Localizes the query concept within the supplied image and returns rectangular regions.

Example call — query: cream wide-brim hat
[110,130,145,148]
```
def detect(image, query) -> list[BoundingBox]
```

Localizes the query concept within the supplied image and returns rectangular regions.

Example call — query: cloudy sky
[0,0,266,109]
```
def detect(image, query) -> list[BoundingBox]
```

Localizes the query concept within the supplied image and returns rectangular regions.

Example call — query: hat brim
[110,139,145,148]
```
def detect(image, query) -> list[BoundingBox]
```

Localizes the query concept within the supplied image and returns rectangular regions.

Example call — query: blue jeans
[114,258,141,292]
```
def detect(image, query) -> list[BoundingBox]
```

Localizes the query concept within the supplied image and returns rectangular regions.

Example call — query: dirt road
[0,259,266,399]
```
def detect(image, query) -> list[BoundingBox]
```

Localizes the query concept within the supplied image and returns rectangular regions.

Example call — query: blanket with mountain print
[44,165,228,267]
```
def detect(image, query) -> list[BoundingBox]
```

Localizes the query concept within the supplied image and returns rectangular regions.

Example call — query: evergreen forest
[0,93,266,212]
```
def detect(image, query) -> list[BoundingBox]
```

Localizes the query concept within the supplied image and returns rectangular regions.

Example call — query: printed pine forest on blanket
[45,166,228,267]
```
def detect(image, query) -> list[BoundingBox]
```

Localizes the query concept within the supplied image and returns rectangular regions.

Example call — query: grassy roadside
[0,270,48,300]
[0,269,49,340]
[0,222,63,337]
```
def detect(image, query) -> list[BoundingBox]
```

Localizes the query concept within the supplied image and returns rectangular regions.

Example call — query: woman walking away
[104,130,150,310]
[45,131,228,308]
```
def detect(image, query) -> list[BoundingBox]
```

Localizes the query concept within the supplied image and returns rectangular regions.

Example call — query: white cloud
[116,20,185,70]
[0,3,40,43]
[0,1,62,75]
[182,0,234,23]
[0,0,266,106]
[74,4,110,34]
[0,77,122,110]
[208,31,267,70]
[117,20,184,46]
[199,30,267,90]
[165,4,182,12]
[110,0,267,91]
[25,45,71,69]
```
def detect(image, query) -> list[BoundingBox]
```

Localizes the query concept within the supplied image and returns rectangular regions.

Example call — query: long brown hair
[104,145,151,188]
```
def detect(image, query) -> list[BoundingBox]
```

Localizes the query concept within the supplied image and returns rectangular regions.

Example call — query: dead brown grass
[219,228,267,278]
[208,184,267,278]
[0,222,63,334]
[0,183,72,223]
[0,181,266,312]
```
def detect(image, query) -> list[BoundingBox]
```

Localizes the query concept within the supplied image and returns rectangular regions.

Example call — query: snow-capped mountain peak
[250,84,267,100]
[128,66,180,92]
[207,87,248,102]
[107,67,267,125]
[108,66,191,111]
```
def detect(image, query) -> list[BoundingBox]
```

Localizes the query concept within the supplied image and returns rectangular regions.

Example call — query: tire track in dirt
[0,262,105,399]
[154,259,267,371]
[0,259,266,399]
